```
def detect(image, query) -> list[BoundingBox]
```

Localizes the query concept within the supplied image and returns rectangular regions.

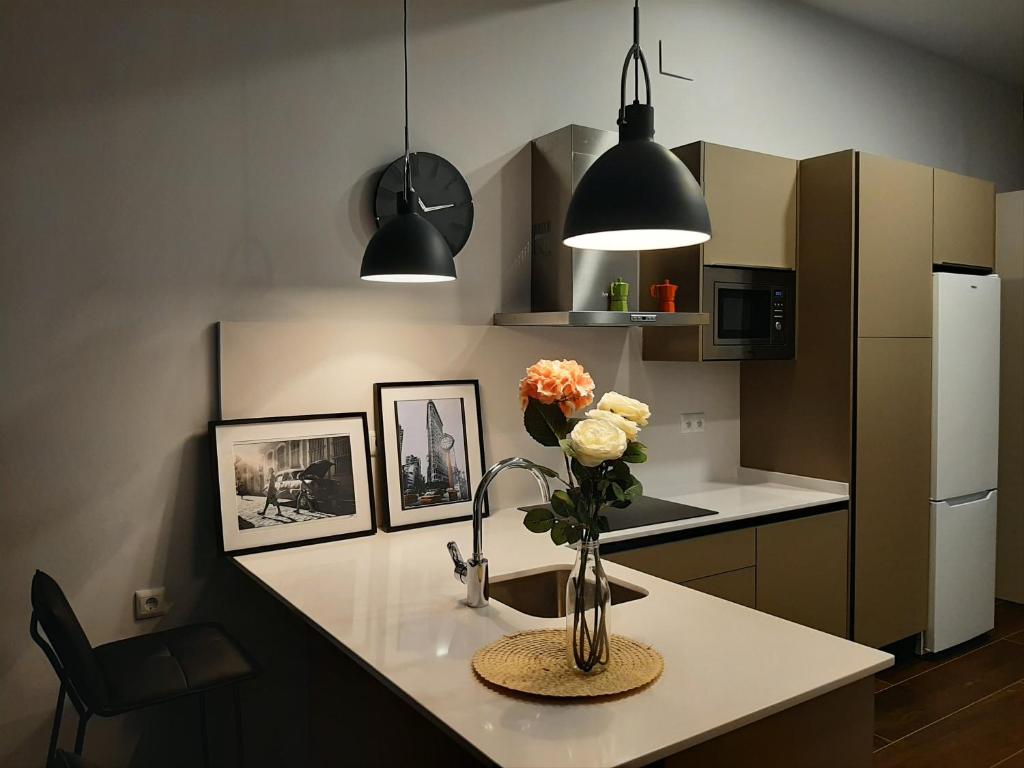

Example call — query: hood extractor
[494,125,708,328]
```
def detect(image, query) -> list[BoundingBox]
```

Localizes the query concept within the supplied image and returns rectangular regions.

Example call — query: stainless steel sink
[488,567,649,618]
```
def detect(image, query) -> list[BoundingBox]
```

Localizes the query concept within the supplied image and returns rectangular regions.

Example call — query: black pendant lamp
[563,1,711,252]
[360,0,456,282]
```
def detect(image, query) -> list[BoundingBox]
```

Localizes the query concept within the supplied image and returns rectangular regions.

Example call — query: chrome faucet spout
[447,457,552,608]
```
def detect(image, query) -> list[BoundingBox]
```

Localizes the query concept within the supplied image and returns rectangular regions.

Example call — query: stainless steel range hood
[495,124,708,329]
[494,310,707,327]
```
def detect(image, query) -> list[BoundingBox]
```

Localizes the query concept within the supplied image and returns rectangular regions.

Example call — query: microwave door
[714,284,772,346]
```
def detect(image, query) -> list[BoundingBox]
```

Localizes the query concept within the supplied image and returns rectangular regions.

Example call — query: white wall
[2,0,1021,764]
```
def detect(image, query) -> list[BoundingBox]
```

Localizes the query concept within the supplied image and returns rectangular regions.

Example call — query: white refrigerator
[925,272,1001,654]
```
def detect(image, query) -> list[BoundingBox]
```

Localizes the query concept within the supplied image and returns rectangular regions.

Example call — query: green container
[608,277,629,312]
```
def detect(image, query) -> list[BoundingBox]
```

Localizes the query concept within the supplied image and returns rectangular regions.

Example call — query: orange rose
[518,359,595,417]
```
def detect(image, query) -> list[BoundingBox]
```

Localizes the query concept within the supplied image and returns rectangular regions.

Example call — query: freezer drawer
[925,491,998,653]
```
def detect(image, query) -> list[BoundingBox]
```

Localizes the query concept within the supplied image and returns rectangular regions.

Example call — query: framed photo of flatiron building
[374,380,487,531]
[210,412,376,555]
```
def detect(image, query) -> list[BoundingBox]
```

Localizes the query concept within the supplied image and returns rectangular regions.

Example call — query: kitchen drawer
[605,529,755,584]
[682,567,756,608]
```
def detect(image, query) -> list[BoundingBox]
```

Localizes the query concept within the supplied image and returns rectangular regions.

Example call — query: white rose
[595,391,651,427]
[568,418,628,467]
[584,409,640,441]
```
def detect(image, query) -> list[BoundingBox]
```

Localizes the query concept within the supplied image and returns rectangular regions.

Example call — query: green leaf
[624,481,643,500]
[621,442,648,464]
[523,400,564,446]
[564,524,583,545]
[551,490,575,517]
[610,483,626,501]
[558,438,576,458]
[570,458,598,480]
[596,515,611,533]
[550,520,569,545]
[523,506,554,533]
[607,461,631,481]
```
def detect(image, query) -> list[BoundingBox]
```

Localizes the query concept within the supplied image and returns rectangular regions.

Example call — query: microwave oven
[702,266,795,360]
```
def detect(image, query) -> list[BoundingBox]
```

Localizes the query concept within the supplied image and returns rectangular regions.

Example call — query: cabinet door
[702,143,798,270]
[934,168,996,271]
[683,567,756,608]
[604,529,755,584]
[858,153,933,338]
[756,510,849,637]
[854,337,932,648]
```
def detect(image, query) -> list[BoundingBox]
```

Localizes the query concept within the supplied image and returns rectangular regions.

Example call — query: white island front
[235,505,891,768]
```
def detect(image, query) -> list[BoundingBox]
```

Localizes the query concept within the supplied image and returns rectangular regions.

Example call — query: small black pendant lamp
[563,1,711,252]
[360,0,456,282]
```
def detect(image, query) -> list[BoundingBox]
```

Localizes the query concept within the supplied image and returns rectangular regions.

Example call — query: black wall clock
[374,152,474,256]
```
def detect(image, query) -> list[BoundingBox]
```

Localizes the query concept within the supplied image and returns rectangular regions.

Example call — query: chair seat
[50,750,102,768]
[92,623,257,714]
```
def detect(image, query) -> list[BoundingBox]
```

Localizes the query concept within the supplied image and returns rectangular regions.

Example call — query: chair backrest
[31,570,107,711]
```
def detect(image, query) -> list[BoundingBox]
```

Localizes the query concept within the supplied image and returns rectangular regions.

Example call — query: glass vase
[565,538,611,674]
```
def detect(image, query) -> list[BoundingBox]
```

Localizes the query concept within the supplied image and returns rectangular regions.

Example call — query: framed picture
[210,412,376,556]
[374,380,488,531]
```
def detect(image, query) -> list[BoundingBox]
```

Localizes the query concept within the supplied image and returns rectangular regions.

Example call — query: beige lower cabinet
[607,510,850,636]
[756,510,850,637]
[683,567,756,608]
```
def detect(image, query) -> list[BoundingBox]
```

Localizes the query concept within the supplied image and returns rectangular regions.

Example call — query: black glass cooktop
[519,495,717,532]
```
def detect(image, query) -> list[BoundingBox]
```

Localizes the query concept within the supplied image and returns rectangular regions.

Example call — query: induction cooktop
[519,495,717,532]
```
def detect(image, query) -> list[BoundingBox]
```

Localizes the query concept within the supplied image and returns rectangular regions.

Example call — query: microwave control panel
[770,288,787,344]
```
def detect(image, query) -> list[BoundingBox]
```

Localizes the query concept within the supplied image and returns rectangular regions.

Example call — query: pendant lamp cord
[618,0,652,125]
[403,0,413,199]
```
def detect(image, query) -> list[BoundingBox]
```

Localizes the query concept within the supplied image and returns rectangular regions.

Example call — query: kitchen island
[234,476,890,768]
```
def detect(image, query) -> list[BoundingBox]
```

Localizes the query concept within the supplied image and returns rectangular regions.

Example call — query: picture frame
[374,380,488,531]
[210,412,376,556]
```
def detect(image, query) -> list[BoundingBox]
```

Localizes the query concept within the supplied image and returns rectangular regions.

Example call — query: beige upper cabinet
[858,153,933,338]
[934,168,996,271]
[676,142,798,270]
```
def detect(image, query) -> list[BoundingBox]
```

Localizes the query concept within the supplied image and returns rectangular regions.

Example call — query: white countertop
[234,473,887,768]
[603,467,850,545]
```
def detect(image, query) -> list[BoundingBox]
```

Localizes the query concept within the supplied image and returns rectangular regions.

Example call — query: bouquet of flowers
[516,359,651,674]
[518,359,649,545]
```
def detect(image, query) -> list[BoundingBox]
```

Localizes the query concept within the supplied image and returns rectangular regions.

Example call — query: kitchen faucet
[447,457,552,608]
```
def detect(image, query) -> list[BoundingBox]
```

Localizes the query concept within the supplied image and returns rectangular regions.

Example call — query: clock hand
[419,201,456,213]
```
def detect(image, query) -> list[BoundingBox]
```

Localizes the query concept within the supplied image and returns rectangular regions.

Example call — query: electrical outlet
[134,588,168,620]
[680,412,705,434]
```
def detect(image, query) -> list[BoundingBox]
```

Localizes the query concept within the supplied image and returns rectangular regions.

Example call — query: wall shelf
[493,311,709,328]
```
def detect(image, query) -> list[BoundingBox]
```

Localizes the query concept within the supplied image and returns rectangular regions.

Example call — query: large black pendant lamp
[563,1,711,251]
[360,0,456,282]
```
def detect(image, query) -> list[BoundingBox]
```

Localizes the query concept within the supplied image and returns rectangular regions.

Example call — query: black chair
[49,749,101,768]
[30,570,258,767]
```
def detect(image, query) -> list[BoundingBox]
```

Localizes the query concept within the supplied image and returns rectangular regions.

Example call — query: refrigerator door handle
[942,490,996,507]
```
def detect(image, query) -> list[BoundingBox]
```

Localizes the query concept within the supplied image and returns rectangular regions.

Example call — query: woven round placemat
[472,629,663,698]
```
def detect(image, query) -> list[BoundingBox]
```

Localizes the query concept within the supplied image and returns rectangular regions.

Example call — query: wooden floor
[872,600,1024,768]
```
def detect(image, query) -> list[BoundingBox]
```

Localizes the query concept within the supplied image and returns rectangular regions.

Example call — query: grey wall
[1,0,1021,765]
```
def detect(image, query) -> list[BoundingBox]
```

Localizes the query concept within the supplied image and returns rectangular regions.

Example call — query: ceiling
[796,0,1023,87]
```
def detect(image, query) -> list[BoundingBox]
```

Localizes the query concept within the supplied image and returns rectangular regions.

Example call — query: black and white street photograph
[232,435,356,529]
[211,413,376,555]
[394,397,471,511]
